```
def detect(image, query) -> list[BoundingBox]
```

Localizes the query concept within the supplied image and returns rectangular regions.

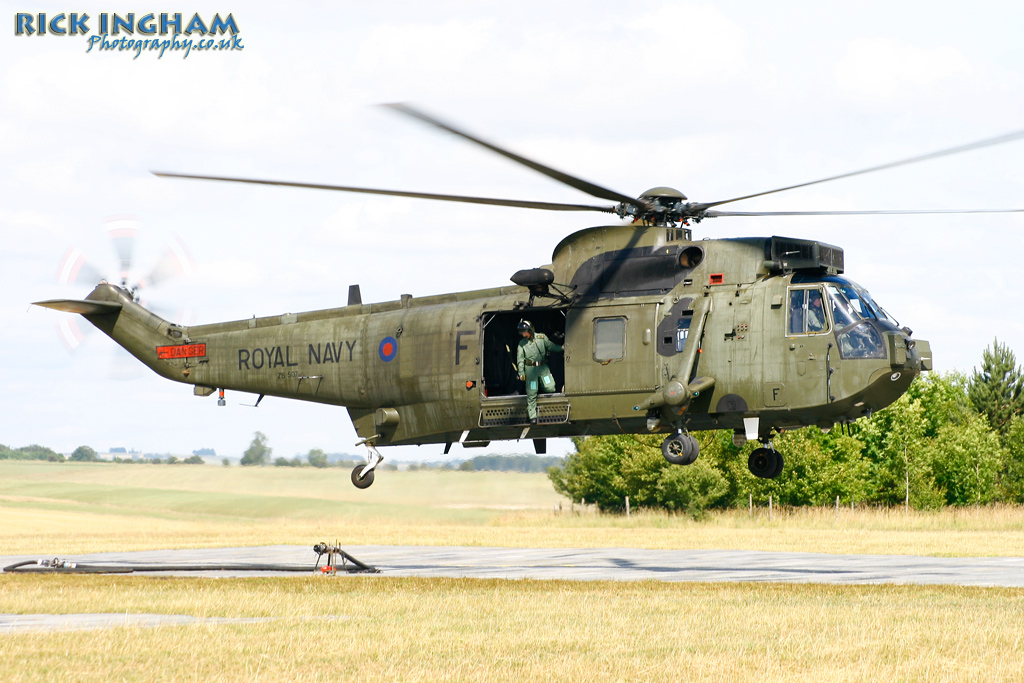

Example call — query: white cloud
[354,18,496,78]
[835,38,972,102]
[192,258,263,290]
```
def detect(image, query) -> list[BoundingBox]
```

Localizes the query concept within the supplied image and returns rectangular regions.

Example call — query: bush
[241,432,271,466]
[70,445,100,462]
[0,444,65,462]
[926,414,1005,506]
[551,426,876,515]
[307,449,329,468]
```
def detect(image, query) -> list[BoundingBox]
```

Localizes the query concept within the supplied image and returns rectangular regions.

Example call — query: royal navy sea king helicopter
[35,106,1024,488]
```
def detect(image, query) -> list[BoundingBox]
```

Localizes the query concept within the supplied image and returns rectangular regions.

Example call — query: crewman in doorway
[517,320,563,425]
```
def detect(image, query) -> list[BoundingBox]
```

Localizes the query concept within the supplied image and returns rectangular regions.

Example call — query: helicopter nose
[886,330,932,373]
[854,332,930,417]
[862,362,916,415]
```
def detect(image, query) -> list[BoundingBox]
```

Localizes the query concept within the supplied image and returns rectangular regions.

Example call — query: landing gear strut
[661,432,699,466]
[351,443,383,489]
[748,445,784,479]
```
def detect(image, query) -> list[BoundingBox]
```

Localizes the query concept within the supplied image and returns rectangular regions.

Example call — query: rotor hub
[639,186,687,202]
[618,186,699,227]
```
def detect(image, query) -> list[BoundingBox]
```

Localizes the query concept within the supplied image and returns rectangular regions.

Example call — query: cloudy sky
[4,1,1023,461]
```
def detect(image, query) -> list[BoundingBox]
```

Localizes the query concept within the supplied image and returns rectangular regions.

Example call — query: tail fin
[33,299,122,315]
[34,284,189,384]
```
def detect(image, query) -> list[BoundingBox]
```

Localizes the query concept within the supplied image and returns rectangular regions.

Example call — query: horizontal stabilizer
[33,299,122,315]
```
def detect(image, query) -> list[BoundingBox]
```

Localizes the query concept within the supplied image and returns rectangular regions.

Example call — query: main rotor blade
[382,103,642,207]
[705,208,1024,217]
[698,128,1024,211]
[152,172,618,213]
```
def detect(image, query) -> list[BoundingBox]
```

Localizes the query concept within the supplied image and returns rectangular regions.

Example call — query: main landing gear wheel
[351,443,384,489]
[748,447,784,479]
[351,465,375,489]
[661,433,699,466]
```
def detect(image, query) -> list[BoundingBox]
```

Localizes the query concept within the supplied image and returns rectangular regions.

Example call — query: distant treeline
[0,444,65,462]
[268,452,563,472]
[457,454,564,473]
[1,441,561,472]
[0,444,204,465]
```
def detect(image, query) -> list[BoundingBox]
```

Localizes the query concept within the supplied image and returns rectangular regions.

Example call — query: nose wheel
[351,444,383,489]
[661,432,699,465]
[748,446,784,479]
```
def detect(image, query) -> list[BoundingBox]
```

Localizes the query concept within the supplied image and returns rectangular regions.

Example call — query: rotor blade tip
[379,102,414,114]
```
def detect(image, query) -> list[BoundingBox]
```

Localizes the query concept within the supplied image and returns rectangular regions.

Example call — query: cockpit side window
[788,288,830,335]
[826,285,860,328]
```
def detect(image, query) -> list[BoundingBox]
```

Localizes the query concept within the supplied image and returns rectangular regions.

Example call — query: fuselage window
[788,288,829,335]
[675,317,691,352]
[594,317,626,362]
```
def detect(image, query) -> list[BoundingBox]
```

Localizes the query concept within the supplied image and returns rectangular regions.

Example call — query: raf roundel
[378,336,398,362]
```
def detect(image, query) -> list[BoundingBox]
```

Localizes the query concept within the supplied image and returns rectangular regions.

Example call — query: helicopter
[34,105,1024,488]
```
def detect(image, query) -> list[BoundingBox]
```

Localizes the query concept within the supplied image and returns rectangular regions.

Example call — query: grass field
[4,461,1024,681]
[3,461,1024,556]
[2,576,1023,682]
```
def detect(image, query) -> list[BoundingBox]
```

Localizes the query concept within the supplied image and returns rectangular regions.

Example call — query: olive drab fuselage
[69,222,931,448]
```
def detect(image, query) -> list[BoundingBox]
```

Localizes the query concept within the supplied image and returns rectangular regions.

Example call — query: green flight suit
[517,333,563,421]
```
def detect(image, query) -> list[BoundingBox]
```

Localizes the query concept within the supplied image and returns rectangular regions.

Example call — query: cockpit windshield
[794,275,898,328]
[791,274,896,360]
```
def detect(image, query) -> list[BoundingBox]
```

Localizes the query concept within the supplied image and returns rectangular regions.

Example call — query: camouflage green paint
[41,223,930,449]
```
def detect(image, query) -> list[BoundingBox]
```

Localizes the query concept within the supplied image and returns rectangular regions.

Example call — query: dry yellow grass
[7,506,1024,558]
[1,575,1023,682]
[4,461,1024,681]
[3,461,1024,556]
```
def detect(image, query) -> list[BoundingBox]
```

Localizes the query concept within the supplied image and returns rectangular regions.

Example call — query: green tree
[614,435,668,509]
[70,445,99,462]
[550,433,731,515]
[654,457,729,518]
[548,435,634,512]
[859,391,940,509]
[769,428,868,506]
[1002,416,1024,502]
[307,448,329,468]
[908,372,972,438]
[715,428,869,508]
[240,431,271,466]
[925,414,1005,506]
[0,444,64,462]
[968,338,1024,435]
[551,428,871,514]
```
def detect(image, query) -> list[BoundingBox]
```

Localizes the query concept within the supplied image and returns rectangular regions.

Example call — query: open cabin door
[478,309,569,427]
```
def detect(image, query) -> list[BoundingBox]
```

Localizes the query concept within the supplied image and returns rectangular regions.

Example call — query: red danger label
[156,343,207,359]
